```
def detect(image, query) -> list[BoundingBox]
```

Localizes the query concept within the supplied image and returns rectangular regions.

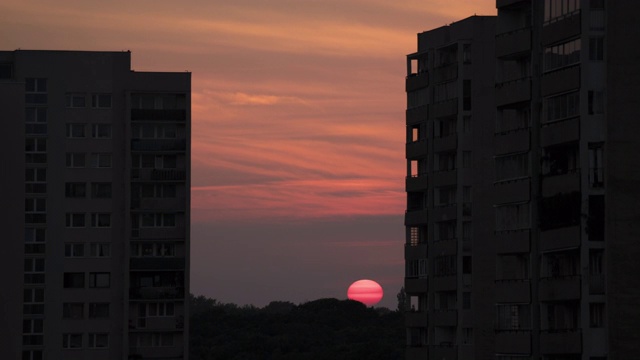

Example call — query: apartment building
[405,1,640,359]
[404,16,497,360]
[0,50,190,360]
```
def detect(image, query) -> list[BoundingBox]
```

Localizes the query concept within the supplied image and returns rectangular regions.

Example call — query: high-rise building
[404,2,640,359]
[0,50,191,360]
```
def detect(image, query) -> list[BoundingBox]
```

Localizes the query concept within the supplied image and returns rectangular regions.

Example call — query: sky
[1,0,496,309]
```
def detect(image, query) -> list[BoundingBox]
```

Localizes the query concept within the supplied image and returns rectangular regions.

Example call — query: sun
[347,279,383,306]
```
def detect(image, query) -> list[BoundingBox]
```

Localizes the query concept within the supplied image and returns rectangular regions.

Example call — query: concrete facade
[0,50,190,360]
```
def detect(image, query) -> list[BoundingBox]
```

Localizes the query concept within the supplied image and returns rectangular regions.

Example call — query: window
[133,154,178,169]
[462,292,471,309]
[142,302,175,317]
[463,256,472,274]
[497,254,530,280]
[24,258,45,273]
[435,187,456,207]
[92,124,112,138]
[462,151,471,168]
[131,93,186,110]
[541,250,579,277]
[89,243,111,257]
[63,303,84,319]
[496,304,531,330]
[462,328,473,345]
[435,117,456,137]
[434,81,457,103]
[65,123,86,138]
[91,183,112,198]
[589,37,604,61]
[434,255,457,276]
[131,243,175,257]
[25,78,47,104]
[25,138,46,152]
[63,272,85,288]
[436,220,456,241]
[88,333,109,349]
[24,228,46,243]
[463,44,471,63]
[22,350,43,360]
[408,227,424,246]
[23,319,43,346]
[462,116,471,133]
[65,182,86,198]
[64,243,84,257]
[66,213,86,228]
[91,94,112,108]
[544,0,581,23]
[62,333,83,349]
[544,39,581,72]
[66,152,86,168]
[543,142,579,176]
[495,152,530,181]
[140,213,176,227]
[90,213,111,228]
[65,94,86,108]
[588,90,604,115]
[134,332,174,347]
[435,152,456,171]
[463,80,471,111]
[25,198,46,225]
[407,88,428,109]
[463,186,472,216]
[89,303,110,318]
[23,288,45,315]
[26,107,47,123]
[587,196,605,241]
[590,303,605,327]
[133,124,179,139]
[90,153,112,168]
[0,62,12,79]
[496,107,530,133]
[25,168,46,194]
[544,91,580,122]
[407,191,427,211]
[495,202,530,231]
[408,124,422,143]
[89,272,110,288]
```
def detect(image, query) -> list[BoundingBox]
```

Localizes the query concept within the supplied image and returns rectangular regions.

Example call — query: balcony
[540,116,580,147]
[432,275,457,292]
[132,197,186,211]
[495,330,532,354]
[496,27,532,58]
[406,72,429,92]
[495,230,530,254]
[493,179,530,205]
[433,135,457,152]
[539,276,581,302]
[131,139,187,152]
[405,209,428,225]
[542,66,580,96]
[495,280,531,303]
[540,330,582,354]
[496,78,531,107]
[539,226,580,252]
[406,175,428,192]
[434,63,458,84]
[432,205,457,223]
[433,99,458,118]
[405,278,428,293]
[542,11,581,46]
[405,346,428,359]
[406,105,428,125]
[431,310,457,327]
[429,345,457,360]
[405,311,428,327]
[494,130,530,154]
[542,172,580,197]
[432,239,457,256]
[131,108,186,121]
[432,170,457,187]
[130,258,186,270]
[135,227,186,240]
[405,244,428,261]
[130,316,184,331]
[131,168,187,181]
[406,140,428,159]
[129,346,184,359]
[496,0,529,8]
[130,286,185,300]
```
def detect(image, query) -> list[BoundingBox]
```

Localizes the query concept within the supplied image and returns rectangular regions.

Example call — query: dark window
[63,273,85,288]
[540,192,581,231]
[92,183,112,198]
[587,195,605,241]
[0,63,12,79]
[65,183,86,198]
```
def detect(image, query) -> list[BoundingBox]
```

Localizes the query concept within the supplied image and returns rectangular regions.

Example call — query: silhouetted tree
[396,286,410,312]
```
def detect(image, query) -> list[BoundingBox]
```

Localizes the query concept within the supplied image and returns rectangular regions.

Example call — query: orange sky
[1,0,496,308]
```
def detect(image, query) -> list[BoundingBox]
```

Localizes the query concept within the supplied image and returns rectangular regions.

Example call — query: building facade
[405,1,640,359]
[0,50,190,360]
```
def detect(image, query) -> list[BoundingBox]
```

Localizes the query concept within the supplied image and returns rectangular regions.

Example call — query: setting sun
[347,279,384,306]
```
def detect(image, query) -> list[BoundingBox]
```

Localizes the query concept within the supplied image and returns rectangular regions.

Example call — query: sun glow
[347,279,384,306]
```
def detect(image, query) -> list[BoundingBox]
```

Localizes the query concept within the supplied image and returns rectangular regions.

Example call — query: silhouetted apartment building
[404,2,640,360]
[0,50,190,360]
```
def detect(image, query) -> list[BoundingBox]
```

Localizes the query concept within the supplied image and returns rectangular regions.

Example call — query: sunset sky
[1,0,496,308]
